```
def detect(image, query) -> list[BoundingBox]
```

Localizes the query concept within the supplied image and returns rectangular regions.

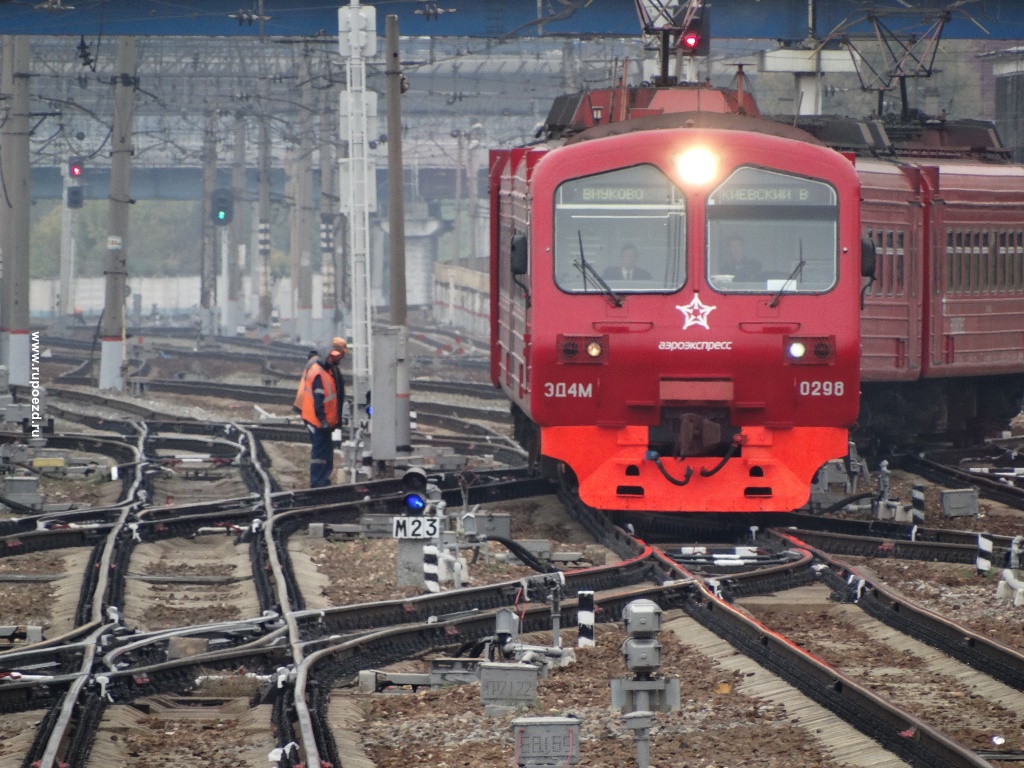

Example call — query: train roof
[788,115,1012,164]
[564,110,825,147]
[540,84,1012,165]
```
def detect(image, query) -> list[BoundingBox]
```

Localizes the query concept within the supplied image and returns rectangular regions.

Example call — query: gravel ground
[355,619,849,768]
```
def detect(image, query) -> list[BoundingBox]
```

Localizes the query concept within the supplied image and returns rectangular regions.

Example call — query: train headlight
[785,336,835,365]
[676,147,718,186]
[557,334,608,364]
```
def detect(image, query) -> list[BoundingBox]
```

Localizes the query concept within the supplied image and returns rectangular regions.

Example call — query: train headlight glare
[788,341,807,359]
[586,341,603,358]
[676,147,718,186]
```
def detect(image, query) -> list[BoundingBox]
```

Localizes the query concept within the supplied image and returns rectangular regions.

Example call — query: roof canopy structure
[3,1,1022,40]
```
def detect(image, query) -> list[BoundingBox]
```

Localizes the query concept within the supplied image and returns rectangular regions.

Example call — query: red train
[489,82,1024,514]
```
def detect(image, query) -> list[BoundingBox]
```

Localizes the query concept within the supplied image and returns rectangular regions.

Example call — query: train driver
[602,243,652,282]
[719,236,764,283]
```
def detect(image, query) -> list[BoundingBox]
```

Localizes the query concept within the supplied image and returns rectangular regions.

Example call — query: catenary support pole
[99,37,138,391]
[0,37,31,386]
[386,14,411,451]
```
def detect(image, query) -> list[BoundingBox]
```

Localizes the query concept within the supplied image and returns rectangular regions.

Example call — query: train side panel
[923,163,1024,378]
[858,160,925,384]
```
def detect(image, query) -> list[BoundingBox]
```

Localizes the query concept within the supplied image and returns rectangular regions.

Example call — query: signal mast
[633,0,709,85]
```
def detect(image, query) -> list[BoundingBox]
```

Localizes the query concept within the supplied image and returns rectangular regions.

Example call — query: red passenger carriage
[490,91,873,513]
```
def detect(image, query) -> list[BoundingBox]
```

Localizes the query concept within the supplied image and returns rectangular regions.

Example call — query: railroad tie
[663,615,912,768]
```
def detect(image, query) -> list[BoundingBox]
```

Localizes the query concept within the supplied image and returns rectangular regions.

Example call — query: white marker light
[676,147,718,186]
[586,341,603,358]
[788,341,807,359]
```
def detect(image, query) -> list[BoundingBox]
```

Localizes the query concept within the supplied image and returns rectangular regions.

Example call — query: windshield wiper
[574,230,622,307]
[769,242,805,308]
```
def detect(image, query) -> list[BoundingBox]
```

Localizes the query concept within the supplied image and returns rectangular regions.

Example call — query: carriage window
[553,165,686,294]
[707,167,838,294]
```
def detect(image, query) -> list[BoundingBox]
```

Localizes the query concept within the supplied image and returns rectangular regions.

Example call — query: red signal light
[681,31,700,50]
[68,158,83,177]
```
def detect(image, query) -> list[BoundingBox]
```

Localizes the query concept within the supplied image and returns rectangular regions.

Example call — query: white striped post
[911,484,926,523]
[977,533,993,575]
[423,543,440,593]
[577,591,595,648]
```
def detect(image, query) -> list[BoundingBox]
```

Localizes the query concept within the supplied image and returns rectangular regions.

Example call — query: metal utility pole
[58,159,81,319]
[0,37,31,386]
[294,53,315,344]
[319,97,339,341]
[257,80,273,327]
[199,111,218,335]
[339,0,376,414]
[228,114,247,333]
[98,37,137,391]
[385,14,410,452]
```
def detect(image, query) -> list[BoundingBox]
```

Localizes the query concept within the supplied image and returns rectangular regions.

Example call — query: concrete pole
[257,84,273,327]
[58,166,80,318]
[199,111,218,335]
[99,37,138,391]
[295,53,315,344]
[385,14,410,451]
[453,130,463,265]
[228,114,247,332]
[0,37,31,386]
[319,97,338,341]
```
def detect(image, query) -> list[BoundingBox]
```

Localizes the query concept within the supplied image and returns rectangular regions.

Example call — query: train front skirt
[541,424,849,513]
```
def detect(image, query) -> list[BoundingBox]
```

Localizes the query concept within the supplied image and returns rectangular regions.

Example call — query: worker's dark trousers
[308,425,334,487]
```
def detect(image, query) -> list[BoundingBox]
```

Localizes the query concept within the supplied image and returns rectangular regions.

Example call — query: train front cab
[492,130,869,513]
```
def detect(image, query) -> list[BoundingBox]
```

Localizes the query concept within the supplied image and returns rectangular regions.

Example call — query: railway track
[0,399,554,767]
[12,341,1024,765]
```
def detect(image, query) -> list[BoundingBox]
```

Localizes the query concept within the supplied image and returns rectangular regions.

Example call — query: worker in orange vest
[293,349,319,414]
[301,349,343,487]
[293,337,348,415]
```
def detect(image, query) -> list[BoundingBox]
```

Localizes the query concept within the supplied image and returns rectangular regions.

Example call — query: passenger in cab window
[602,243,652,281]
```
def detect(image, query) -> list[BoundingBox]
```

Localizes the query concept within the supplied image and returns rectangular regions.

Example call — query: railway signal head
[66,187,84,209]
[403,466,429,513]
[211,188,234,225]
[67,157,84,178]
[678,12,710,56]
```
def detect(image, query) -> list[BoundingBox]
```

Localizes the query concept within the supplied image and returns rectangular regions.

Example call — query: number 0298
[798,380,845,396]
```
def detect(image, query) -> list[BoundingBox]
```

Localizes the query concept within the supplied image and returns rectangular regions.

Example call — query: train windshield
[553,164,686,294]
[706,167,838,294]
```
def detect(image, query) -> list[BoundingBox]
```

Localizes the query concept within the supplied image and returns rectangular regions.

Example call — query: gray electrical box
[370,326,401,461]
[474,511,511,540]
[479,662,539,707]
[623,599,662,636]
[511,717,581,766]
[622,637,662,673]
[941,488,978,518]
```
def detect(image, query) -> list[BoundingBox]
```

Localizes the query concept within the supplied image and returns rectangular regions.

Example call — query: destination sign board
[710,167,836,207]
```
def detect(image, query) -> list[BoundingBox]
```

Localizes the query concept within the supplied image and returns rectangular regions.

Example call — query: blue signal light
[367,405,373,416]
[404,493,427,512]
